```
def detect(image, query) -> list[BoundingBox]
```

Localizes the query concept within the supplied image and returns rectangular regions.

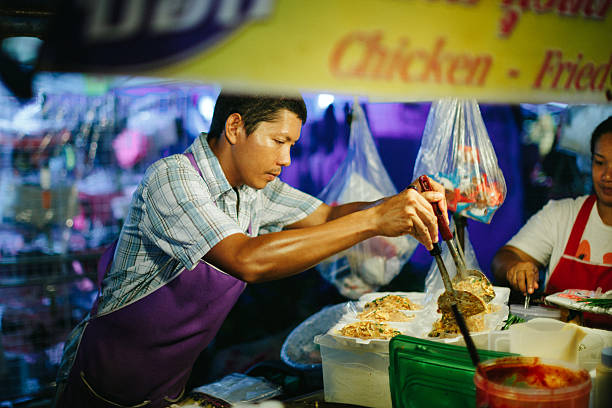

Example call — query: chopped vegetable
[576,298,612,309]
[501,314,525,330]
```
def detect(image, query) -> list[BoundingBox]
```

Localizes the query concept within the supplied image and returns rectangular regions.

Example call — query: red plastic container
[474,356,591,408]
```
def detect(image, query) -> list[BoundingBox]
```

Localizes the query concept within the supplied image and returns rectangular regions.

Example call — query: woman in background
[492,116,612,299]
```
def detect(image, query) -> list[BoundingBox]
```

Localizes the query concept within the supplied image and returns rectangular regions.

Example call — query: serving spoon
[430,242,486,318]
[418,175,495,303]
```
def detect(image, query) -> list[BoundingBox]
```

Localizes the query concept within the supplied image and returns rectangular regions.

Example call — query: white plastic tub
[314,334,392,408]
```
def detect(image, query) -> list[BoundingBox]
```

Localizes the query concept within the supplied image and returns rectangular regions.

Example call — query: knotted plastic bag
[413,99,504,300]
[413,98,506,223]
[316,103,418,299]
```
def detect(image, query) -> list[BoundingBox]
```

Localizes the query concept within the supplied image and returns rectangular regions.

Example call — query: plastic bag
[413,98,506,223]
[193,373,282,404]
[316,103,418,299]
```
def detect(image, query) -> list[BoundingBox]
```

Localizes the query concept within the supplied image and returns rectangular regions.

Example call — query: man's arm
[492,245,544,295]
[204,185,446,283]
[284,200,380,228]
[286,181,449,228]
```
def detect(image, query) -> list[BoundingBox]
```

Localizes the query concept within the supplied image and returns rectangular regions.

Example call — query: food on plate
[432,284,495,338]
[339,321,401,340]
[454,275,496,303]
[357,308,414,322]
[437,289,486,317]
[428,277,494,338]
[428,311,485,338]
[363,294,422,311]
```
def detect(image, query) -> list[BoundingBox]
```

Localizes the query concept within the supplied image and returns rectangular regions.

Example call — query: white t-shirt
[507,195,612,287]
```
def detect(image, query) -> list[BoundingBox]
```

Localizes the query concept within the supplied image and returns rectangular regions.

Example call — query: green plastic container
[389,335,515,408]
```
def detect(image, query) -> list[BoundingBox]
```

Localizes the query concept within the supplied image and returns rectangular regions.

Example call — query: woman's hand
[506,261,540,295]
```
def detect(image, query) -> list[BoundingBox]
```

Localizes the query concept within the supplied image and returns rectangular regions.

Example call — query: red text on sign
[329,31,492,87]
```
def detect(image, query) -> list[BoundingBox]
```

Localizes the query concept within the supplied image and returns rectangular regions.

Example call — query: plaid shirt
[57,134,321,385]
[97,133,322,314]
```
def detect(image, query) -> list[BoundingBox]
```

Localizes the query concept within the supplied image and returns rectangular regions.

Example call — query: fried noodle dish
[357,308,415,322]
[454,275,495,302]
[428,311,485,338]
[363,294,422,311]
[429,279,497,338]
[339,321,401,340]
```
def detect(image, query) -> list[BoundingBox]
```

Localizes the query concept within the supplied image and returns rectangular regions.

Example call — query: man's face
[232,109,302,189]
[592,132,612,207]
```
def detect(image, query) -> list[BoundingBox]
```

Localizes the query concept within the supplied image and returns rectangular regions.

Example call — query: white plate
[546,289,612,316]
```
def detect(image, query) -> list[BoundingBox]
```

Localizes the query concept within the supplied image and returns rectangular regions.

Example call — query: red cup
[474,356,591,408]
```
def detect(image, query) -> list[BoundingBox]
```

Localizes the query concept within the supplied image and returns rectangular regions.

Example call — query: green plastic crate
[389,335,516,408]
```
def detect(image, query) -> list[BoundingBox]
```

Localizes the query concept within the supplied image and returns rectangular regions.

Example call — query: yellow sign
[146,0,611,103]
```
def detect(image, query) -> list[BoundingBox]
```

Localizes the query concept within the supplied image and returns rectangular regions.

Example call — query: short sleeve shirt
[507,195,612,286]
[98,134,322,313]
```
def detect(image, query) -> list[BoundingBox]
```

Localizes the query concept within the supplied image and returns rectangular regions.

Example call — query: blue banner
[40,0,274,71]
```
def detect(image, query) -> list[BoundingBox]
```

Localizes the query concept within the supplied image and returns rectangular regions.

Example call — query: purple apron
[57,153,247,407]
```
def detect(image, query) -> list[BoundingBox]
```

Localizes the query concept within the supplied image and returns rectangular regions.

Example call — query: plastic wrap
[413,98,506,224]
[316,103,418,299]
[192,373,282,404]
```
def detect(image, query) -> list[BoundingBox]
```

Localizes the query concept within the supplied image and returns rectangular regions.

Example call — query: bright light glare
[317,94,335,109]
[198,96,215,122]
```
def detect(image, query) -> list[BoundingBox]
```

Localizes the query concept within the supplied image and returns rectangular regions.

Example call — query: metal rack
[0,79,218,405]
[0,91,117,405]
[0,251,100,403]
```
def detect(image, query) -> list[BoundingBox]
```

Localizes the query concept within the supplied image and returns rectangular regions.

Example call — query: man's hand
[506,261,539,295]
[372,178,448,251]
[418,177,449,226]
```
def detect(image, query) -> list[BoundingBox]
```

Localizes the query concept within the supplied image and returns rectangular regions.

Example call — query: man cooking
[54,92,448,407]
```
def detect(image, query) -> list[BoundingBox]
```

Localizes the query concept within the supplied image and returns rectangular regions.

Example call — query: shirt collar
[189,133,257,202]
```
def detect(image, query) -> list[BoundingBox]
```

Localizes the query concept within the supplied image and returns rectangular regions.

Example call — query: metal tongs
[418,175,495,303]
[418,175,486,317]
[430,241,486,317]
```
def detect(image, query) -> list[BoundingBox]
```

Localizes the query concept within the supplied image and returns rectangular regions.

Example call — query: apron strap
[97,240,118,288]
[563,195,597,256]
[92,239,118,316]
[184,152,203,178]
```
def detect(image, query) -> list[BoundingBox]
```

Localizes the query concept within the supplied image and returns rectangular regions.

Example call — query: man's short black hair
[592,115,612,155]
[208,91,307,140]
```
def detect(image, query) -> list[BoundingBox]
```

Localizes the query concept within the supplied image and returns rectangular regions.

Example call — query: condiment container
[593,347,612,408]
[508,318,586,364]
[509,304,562,321]
[474,356,591,408]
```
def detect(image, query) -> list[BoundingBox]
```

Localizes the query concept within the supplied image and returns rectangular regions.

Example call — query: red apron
[546,195,612,328]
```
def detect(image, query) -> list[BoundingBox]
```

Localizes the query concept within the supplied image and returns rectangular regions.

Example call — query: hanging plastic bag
[413,98,506,223]
[316,103,418,299]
